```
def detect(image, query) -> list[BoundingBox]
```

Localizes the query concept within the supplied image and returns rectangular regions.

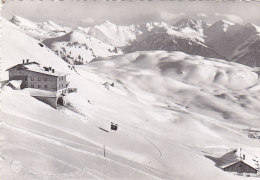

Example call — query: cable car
[111,122,118,131]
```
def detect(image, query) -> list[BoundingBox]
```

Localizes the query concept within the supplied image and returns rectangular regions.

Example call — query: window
[38,78,41,81]
[25,77,27,81]
[31,77,34,81]
[38,85,41,88]
[44,77,47,81]
[62,77,63,80]
[31,84,34,88]
[44,85,47,88]
[62,84,63,87]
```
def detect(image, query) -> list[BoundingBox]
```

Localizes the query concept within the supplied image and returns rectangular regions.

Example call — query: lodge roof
[6,80,22,89]
[6,62,68,77]
[219,148,259,170]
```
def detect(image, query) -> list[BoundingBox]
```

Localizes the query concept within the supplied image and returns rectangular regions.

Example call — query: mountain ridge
[8,15,260,66]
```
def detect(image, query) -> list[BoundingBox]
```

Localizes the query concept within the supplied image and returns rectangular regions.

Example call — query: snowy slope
[1,18,72,80]
[10,16,70,41]
[80,21,137,47]
[42,30,122,64]
[204,20,260,60]
[8,16,260,67]
[230,25,260,67]
[174,18,208,32]
[231,35,260,67]
[2,16,260,180]
[124,32,222,59]
[124,20,222,59]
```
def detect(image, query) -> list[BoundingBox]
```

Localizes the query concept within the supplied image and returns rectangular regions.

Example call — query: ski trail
[5,121,103,152]
[3,123,164,180]
[3,124,111,180]
[4,113,102,149]
[6,144,104,180]
[139,131,162,165]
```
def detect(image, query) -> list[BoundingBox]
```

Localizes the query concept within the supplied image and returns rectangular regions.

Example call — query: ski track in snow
[3,122,165,180]
[61,106,164,164]
[5,144,105,180]
[3,123,109,180]
[60,106,171,179]
[139,131,163,165]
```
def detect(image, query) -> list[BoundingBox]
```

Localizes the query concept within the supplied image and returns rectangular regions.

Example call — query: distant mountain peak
[10,15,35,27]
[99,20,117,28]
[244,23,260,33]
[208,19,235,32]
[103,20,114,24]
[174,18,207,30]
[9,15,70,41]
[216,19,235,25]
[10,15,26,22]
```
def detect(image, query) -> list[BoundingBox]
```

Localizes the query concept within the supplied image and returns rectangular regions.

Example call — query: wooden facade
[223,161,258,174]
[7,63,68,93]
[6,61,69,108]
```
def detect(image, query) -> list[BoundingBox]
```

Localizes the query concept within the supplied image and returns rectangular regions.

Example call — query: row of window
[27,77,64,81]
[31,84,48,88]
[59,84,65,88]
[29,77,48,81]
[30,84,65,89]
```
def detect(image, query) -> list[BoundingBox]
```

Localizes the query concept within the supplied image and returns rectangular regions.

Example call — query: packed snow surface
[1,17,260,180]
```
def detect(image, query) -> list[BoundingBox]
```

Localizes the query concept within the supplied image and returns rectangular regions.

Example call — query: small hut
[219,148,259,175]
[5,80,22,90]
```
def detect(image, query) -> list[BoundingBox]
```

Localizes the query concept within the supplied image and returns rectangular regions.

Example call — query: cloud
[215,13,243,24]
[197,13,207,18]
[82,17,95,25]
[159,12,185,21]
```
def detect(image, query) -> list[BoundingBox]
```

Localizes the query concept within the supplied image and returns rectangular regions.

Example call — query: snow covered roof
[6,80,22,89]
[26,88,57,97]
[6,62,68,77]
[219,148,259,170]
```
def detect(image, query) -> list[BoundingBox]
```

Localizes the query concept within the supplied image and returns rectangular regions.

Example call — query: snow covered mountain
[124,24,222,59]
[124,33,222,59]
[204,20,260,61]
[231,34,260,67]
[42,30,122,64]
[8,16,260,67]
[78,21,137,47]
[174,18,209,31]
[123,19,223,59]
[10,16,71,40]
[2,16,260,180]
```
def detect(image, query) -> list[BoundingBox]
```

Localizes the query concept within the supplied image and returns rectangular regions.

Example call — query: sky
[2,0,260,27]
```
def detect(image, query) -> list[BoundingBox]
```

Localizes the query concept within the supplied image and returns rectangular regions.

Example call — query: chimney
[52,69,55,73]
[26,59,29,64]
[49,67,52,71]
[243,154,245,160]
[23,59,25,64]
